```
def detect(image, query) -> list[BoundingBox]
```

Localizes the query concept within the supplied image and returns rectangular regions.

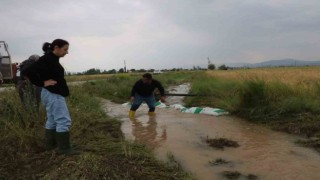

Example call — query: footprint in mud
[222,171,258,180]
[222,171,241,179]
[204,137,239,150]
[209,158,233,167]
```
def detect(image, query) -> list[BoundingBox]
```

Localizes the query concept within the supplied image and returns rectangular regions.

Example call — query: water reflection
[130,116,167,149]
[102,82,320,180]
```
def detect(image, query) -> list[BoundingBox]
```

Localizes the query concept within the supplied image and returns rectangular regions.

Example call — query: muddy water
[103,84,320,180]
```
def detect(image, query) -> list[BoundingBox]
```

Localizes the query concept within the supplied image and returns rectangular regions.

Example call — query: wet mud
[102,83,320,180]
[205,137,240,150]
[209,158,232,166]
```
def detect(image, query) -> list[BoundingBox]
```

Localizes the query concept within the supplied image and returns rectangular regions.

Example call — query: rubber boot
[148,111,156,116]
[56,132,80,155]
[129,110,135,118]
[45,129,57,150]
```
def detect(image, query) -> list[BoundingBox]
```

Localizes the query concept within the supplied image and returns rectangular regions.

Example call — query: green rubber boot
[45,129,57,150]
[56,132,80,155]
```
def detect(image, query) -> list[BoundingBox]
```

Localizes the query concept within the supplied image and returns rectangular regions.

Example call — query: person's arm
[156,81,165,96]
[130,81,139,102]
[131,83,136,97]
[155,80,166,102]
[23,60,57,87]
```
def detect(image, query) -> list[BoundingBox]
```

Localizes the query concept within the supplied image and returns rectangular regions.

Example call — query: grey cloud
[1,0,320,71]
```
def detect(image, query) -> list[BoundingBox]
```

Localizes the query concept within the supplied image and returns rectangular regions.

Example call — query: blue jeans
[41,88,71,132]
[130,94,156,112]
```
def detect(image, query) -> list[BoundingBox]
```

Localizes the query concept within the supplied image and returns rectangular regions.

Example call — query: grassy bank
[184,68,320,151]
[76,70,320,139]
[80,71,196,103]
[0,72,195,179]
[2,68,319,178]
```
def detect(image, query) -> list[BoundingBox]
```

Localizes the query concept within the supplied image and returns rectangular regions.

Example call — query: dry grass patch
[206,67,320,89]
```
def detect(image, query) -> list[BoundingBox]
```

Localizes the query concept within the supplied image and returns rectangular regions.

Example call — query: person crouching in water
[23,39,79,155]
[129,73,166,118]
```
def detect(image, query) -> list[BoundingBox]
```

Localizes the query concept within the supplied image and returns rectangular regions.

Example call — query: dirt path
[102,84,320,180]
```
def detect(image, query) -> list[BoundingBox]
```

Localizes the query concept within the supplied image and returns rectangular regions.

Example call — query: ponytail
[42,42,52,54]
[42,39,69,54]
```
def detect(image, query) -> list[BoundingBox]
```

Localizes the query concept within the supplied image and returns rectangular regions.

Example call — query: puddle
[102,83,320,180]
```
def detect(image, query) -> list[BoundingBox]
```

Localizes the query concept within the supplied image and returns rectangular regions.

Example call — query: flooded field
[103,84,320,179]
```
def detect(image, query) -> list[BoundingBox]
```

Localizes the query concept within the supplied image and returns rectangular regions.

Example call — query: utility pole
[124,60,127,73]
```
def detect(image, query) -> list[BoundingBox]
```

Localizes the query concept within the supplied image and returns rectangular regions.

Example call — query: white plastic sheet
[122,101,228,116]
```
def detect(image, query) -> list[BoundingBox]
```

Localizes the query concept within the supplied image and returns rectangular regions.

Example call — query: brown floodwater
[103,84,320,180]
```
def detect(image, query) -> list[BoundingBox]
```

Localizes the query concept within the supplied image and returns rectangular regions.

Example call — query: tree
[137,69,146,72]
[107,69,116,74]
[208,64,215,70]
[118,68,124,73]
[218,64,228,70]
[84,68,101,75]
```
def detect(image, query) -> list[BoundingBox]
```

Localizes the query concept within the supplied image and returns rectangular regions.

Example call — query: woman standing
[24,39,79,155]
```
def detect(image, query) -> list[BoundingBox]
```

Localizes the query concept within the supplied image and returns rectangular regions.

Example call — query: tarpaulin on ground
[122,101,228,116]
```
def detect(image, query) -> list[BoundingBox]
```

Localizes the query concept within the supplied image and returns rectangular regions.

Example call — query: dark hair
[143,73,152,79]
[42,39,69,54]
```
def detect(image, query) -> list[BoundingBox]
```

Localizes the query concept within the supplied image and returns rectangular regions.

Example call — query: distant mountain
[226,59,320,68]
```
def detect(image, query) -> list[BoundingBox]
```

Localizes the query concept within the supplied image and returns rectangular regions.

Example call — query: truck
[0,41,16,83]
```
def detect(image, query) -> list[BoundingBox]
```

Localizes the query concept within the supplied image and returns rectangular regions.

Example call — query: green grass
[184,72,241,111]
[0,72,196,179]
[184,71,320,138]
[3,69,320,178]
[81,72,197,103]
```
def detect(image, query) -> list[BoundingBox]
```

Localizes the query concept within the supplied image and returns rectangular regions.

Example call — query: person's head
[142,73,152,84]
[28,54,40,61]
[42,39,69,57]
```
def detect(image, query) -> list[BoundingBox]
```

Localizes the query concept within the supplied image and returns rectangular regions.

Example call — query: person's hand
[130,96,135,103]
[160,96,166,103]
[44,79,57,87]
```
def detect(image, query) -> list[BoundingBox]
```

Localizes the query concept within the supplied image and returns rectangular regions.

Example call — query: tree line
[66,64,229,76]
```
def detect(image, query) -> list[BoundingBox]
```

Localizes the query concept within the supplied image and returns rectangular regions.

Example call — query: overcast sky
[1,0,320,72]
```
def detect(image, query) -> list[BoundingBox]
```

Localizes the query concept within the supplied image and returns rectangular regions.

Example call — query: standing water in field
[103,83,320,180]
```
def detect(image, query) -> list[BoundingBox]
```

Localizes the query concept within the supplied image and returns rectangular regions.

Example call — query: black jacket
[131,79,164,97]
[24,52,69,97]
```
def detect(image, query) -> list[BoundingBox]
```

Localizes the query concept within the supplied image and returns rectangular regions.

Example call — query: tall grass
[184,72,241,111]
[81,71,197,103]
[186,68,320,136]
[65,73,114,82]
[0,73,195,179]
[81,74,138,103]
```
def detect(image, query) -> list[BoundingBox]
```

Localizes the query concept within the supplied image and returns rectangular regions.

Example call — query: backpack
[19,59,36,80]
[19,54,40,79]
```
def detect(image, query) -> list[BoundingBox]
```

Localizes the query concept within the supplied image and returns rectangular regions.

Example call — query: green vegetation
[2,68,320,178]
[184,73,241,111]
[0,72,195,179]
[185,70,320,139]
[80,71,196,103]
